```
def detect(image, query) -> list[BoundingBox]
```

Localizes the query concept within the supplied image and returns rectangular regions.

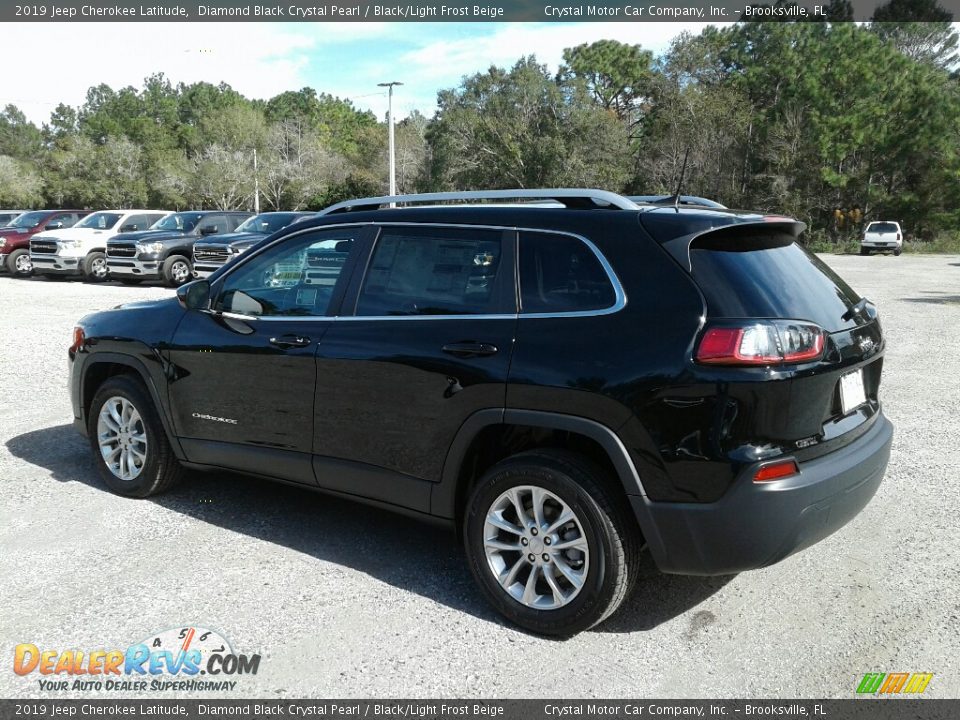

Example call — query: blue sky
[5,22,716,125]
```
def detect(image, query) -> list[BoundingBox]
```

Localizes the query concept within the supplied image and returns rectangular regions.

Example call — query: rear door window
[519,231,616,314]
[356,226,508,316]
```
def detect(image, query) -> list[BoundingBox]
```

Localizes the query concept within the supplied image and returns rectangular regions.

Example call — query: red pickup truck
[0,210,89,277]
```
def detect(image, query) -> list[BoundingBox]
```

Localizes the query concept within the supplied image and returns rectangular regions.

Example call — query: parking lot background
[1,254,958,698]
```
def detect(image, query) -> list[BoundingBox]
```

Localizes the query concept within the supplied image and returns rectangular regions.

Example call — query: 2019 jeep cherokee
[69,189,893,636]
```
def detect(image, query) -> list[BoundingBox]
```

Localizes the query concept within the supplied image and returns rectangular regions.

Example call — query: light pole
[378,81,403,196]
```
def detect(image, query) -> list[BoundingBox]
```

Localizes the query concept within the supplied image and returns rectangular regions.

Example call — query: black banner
[0,700,957,720]
[3,0,959,23]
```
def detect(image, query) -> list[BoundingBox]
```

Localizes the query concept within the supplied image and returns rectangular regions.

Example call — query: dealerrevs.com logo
[13,626,260,692]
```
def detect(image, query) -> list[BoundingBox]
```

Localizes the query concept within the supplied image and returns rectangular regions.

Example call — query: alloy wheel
[96,396,148,481]
[482,485,590,610]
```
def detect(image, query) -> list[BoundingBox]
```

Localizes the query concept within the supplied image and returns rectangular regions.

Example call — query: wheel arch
[80,353,184,460]
[433,409,661,549]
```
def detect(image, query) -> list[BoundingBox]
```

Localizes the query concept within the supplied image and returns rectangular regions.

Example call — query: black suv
[69,190,893,635]
[105,211,252,287]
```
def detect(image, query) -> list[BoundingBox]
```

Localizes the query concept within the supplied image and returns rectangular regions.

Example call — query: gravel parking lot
[2,254,959,699]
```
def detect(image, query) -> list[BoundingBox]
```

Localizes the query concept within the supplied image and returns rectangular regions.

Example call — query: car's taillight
[696,320,825,366]
[70,326,85,353]
[753,459,799,482]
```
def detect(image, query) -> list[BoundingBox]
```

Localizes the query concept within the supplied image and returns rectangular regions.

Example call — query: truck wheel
[8,249,33,277]
[88,375,183,498]
[82,252,109,282]
[162,255,192,287]
[893,248,902,257]
[463,449,641,636]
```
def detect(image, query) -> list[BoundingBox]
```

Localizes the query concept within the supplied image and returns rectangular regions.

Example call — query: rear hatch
[644,213,884,461]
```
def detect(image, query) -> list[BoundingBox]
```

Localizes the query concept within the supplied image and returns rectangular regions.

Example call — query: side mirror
[199,226,219,235]
[177,280,211,311]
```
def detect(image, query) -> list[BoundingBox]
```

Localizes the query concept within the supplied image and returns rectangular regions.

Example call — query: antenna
[671,148,691,210]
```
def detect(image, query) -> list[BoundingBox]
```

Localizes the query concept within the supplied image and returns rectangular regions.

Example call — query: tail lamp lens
[753,459,799,482]
[696,321,824,366]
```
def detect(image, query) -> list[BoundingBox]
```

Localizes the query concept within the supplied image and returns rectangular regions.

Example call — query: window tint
[357,227,504,316]
[867,222,898,233]
[519,231,616,314]
[228,215,249,231]
[216,229,357,317]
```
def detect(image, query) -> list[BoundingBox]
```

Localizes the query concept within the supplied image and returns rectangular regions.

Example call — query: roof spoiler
[660,219,807,272]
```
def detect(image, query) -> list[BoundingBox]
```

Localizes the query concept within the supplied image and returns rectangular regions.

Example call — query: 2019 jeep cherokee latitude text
[69,190,893,636]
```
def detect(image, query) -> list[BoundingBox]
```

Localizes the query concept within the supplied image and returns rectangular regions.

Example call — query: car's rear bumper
[634,412,893,575]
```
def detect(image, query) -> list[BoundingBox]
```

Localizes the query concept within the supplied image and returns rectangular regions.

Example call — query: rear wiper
[842,297,876,322]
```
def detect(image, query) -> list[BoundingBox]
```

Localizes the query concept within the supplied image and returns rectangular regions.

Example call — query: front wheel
[7,248,33,277]
[893,247,902,257]
[82,251,109,282]
[463,450,641,636]
[88,375,183,498]
[162,255,192,287]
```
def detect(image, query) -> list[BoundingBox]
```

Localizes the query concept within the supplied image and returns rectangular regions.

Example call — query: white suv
[861,221,903,256]
[30,210,168,281]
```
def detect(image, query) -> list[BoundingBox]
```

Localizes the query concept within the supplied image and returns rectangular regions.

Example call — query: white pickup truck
[30,209,167,281]
[860,221,903,256]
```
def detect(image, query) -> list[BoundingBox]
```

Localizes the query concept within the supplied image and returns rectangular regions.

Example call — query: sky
[3,22,719,126]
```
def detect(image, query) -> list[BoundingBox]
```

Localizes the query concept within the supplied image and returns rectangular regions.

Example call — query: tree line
[1,13,958,241]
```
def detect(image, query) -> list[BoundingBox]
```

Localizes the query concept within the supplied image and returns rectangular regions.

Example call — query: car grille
[31,240,58,254]
[107,244,137,258]
[194,246,232,264]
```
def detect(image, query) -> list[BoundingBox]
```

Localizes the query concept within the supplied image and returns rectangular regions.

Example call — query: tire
[88,375,183,498]
[7,248,33,278]
[463,449,641,636]
[162,255,192,287]
[893,247,902,257]
[118,278,143,286]
[82,251,109,282]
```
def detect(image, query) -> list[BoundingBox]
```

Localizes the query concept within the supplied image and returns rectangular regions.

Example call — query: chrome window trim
[213,220,626,322]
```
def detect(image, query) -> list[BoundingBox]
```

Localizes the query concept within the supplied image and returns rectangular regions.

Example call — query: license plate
[840,369,867,414]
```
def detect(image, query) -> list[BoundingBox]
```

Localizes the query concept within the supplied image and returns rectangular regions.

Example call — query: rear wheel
[82,252,109,282]
[162,255,192,287]
[88,375,183,498]
[893,247,902,257]
[463,450,641,636]
[8,249,32,277]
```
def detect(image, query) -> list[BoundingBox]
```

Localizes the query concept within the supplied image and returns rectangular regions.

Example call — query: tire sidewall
[83,252,108,282]
[464,459,619,636]
[88,376,164,498]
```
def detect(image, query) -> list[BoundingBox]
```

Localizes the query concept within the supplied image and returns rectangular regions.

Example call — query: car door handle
[269,334,311,349]
[442,342,499,358]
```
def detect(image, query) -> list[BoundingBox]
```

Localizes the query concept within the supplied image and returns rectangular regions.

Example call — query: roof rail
[317,189,639,215]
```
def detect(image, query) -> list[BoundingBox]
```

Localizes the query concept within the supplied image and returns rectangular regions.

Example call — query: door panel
[312,225,517,483]
[165,225,369,482]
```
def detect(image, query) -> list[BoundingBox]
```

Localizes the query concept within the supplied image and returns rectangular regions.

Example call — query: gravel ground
[1,254,958,700]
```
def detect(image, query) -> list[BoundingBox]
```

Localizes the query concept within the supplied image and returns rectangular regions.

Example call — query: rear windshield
[690,233,864,332]
[867,222,898,233]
